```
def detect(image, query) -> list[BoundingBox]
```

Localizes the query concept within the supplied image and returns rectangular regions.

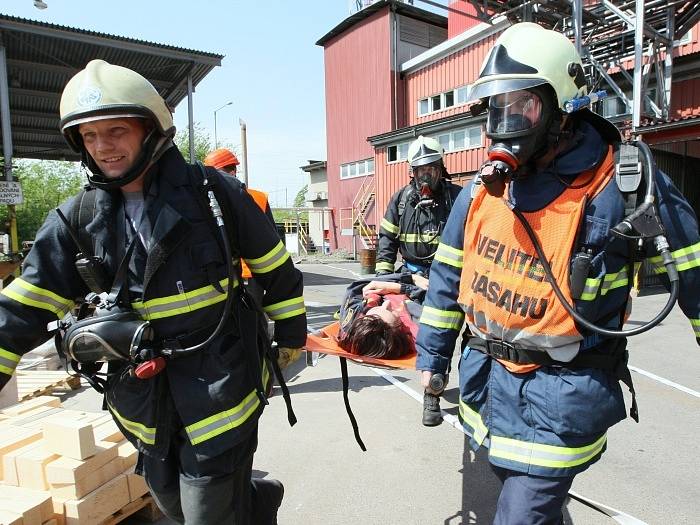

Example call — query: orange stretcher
[304,321,417,370]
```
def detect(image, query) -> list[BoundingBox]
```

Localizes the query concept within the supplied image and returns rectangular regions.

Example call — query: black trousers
[141,423,258,524]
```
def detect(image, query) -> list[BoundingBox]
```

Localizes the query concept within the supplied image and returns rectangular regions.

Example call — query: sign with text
[0,181,23,205]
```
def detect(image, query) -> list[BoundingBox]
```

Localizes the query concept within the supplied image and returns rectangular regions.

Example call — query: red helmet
[204,148,240,171]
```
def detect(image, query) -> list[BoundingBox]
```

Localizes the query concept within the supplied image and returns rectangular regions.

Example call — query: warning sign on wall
[0,181,23,205]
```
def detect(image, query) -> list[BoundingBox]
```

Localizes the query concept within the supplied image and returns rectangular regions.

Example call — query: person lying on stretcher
[338,271,428,359]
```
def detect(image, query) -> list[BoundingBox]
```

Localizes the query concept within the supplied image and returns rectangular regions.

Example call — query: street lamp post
[213,101,233,148]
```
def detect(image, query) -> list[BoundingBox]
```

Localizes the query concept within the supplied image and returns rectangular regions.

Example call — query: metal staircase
[338,173,377,249]
[458,0,700,131]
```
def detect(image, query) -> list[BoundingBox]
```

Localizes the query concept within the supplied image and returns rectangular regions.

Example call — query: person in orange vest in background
[204,148,299,369]
[204,148,276,283]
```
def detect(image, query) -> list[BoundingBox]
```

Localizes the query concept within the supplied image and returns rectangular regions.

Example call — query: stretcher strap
[340,357,366,451]
[270,354,297,426]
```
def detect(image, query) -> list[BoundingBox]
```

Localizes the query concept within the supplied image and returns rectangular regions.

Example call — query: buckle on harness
[486,340,517,362]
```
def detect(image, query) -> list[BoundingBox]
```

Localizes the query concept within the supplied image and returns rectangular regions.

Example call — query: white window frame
[340,158,375,180]
[675,30,692,47]
[387,141,411,164]
[417,84,472,117]
[427,124,483,153]
[418,98,430,116]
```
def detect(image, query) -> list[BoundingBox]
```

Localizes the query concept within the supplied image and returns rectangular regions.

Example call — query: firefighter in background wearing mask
[0,60,306,524]
[376,135,461,426]
[375,135,462,277]
[204,149,299,370]
[416,23,700,523]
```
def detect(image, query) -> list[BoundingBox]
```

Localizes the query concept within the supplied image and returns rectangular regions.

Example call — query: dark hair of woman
[338,314,414,359]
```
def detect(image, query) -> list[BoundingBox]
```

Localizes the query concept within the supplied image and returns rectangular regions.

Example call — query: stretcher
[304,321,417,370]
[303,322,418,451]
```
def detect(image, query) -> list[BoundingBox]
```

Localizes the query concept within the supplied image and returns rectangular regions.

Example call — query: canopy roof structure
[460,0,700,131]
[0,14,223,162]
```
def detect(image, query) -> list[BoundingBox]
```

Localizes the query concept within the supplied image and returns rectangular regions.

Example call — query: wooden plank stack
[15,371,82,403]
[0,396,160,525]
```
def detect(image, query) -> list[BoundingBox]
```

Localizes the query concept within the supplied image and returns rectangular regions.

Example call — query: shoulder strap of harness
[614,142,646,217]
[69,186,98,257]
[193,163,297,427]
[397,184,414,218]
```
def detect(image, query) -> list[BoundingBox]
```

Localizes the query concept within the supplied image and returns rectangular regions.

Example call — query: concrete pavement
[53,262,700,524]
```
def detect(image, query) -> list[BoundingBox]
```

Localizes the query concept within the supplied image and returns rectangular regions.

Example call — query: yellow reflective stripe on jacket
[490,433,607,470]
[459,399,488,446]
[691,319,700,338]
[0,347,21,376]
[132,278,236,321]
[244,241,290,274]
[375,261,394,273]
[185,365,270,445]
[108,403,156,445]
[419,305,464,331]
[380,218,399,236]
[264,296,305,320]
[1,278,74,318]
[399,233,440,245]
[434,242,464,268]
[579,267,630,301]
[648,241,700,274]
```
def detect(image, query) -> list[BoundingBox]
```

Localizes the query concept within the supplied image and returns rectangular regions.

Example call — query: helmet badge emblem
[77,86,102,107]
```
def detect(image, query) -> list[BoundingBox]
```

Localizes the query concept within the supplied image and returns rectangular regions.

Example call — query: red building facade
[318,0,700,251]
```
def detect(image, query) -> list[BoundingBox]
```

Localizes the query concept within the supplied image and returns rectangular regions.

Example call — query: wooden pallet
[101,495,163,525]
[16,370,82,401]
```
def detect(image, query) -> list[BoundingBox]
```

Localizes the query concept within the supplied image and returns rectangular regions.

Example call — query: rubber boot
[180,474,247,524]
[422,391,443,427]
[252,478,285,525]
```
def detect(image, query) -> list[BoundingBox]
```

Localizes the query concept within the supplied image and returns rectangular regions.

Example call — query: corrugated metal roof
[0,13,223,161]
[316,0,446,47]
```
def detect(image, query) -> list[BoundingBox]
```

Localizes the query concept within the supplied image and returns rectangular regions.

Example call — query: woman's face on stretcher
[366,301,400,327]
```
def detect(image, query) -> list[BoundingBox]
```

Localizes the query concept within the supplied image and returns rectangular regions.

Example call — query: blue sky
[2,0,352,206]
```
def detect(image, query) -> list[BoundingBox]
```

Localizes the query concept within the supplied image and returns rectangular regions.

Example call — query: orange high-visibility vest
[241,188,270,279]
[458,147,615,373]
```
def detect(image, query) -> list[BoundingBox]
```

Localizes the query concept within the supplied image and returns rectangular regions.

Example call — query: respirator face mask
[60,300,154,364]
[412,164,443,201]
[480,87,558,196]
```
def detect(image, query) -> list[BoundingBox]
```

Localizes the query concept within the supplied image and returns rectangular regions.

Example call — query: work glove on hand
[375,270,391,276]
[277,347,304,369]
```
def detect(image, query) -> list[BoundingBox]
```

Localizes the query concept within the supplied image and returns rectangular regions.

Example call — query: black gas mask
[59,298,153,364]
[411,162,444,206]
[479,85,561,197]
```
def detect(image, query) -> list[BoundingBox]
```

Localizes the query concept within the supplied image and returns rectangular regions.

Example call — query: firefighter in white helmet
[375,135,462,276]
[0,59,306,524]
[416,22,700,523]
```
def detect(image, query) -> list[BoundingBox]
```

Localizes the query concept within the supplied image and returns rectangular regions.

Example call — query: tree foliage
[0,160,84,245]
[272,185,309,223]
[174,122,213,163]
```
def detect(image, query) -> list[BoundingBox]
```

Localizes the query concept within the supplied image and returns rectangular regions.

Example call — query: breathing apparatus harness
[473,87,679,339]
[398,170,454,263]
[50,166,235,390]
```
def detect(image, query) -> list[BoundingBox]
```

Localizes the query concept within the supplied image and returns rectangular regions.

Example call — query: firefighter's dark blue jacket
[0,147,307,459]
[376,179,462,273]
[415,121,700,476]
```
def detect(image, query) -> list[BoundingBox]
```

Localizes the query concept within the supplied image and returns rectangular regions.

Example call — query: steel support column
[0,39,17,254]
[632,0,645,132]
[187,73,195,162]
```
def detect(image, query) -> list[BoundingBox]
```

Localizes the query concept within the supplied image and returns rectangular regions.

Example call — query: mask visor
[487,90,543,136]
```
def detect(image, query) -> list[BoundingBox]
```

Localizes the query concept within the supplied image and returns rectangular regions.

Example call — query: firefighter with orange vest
[204,148,276,282]
[416,23,700,523]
